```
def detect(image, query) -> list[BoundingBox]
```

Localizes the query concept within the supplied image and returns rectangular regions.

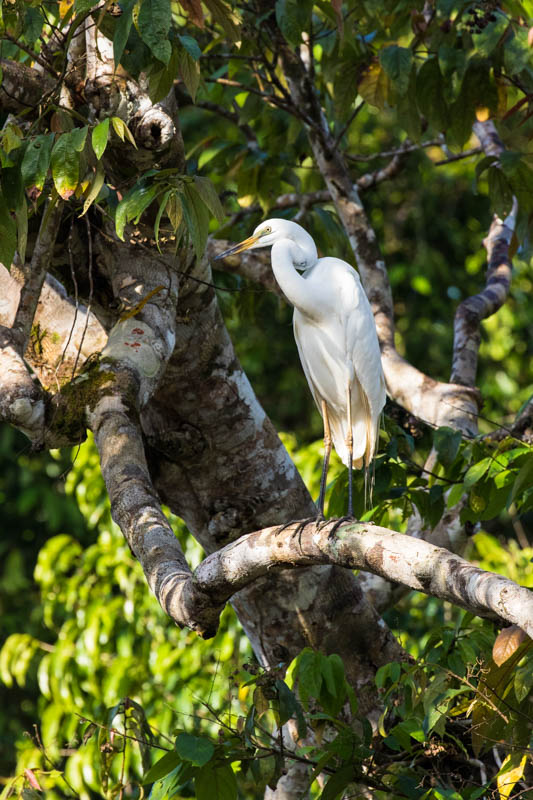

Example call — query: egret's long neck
[271,239,319,317]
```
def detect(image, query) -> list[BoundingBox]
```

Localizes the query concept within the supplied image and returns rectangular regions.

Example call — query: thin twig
[71,216,93,377]
[333,101,365,149]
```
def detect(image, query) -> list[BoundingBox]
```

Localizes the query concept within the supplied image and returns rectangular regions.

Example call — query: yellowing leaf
[59,0,74,17]
[497,753,527,800]
[358,62,390,110]
[493,625,528,666]
[111,117,137,148]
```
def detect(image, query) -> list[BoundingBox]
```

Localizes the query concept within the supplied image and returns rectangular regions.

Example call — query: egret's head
[214,218,317,267]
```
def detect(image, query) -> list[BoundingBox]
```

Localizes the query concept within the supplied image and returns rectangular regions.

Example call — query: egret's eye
[261,226,272,236]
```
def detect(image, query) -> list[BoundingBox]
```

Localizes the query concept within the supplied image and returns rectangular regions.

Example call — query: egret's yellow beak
[214,234,261,260]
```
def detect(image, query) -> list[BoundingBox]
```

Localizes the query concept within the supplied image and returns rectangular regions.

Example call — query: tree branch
[451,121,517,387]
[451,199,517,386]
[0,325,45,445]
[188,519,533,638]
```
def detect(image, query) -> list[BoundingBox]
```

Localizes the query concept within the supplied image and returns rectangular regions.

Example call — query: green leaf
[1,164,24,211]
[193,176,225,222]
[21,133,54,190]
[295,649,322,706]
[149,46,180,103]
[113,0,135,67]
[178,33,201,60]
[142,750,181,784]
[195,764,237,800]
[416,58,449,132]
[514,657,533,703]
[463,457,492,488]
[275,0,312,47]
[379,45,412,95]
[182,182,210,258]
[0,192,17,267]
[175,733,214,767]
[510,457,533,504]
[178,48,200,101]
[274,679,302,726]
[92,119,110,160]
[70,125,88,153]
[320,764,355,800]
[434,427,462,468]
[49,127,87,201]
[115,182,160,240]
[446,482,464,509]
[80,160,105,217]
[138,0,172,65]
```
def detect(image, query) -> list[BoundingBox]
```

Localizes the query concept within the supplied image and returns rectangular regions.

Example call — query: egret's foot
[276,515,325,545]
[276,517,312,536]
[327,515,358,539]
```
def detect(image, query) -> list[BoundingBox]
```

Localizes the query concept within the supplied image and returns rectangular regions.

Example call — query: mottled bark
[0,59,55,113]
[187,519,533,637]
[0,325,45,445]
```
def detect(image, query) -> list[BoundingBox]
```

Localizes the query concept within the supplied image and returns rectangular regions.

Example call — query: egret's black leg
[347,449,353,518]
[277,402,332,541]
[316,400,332,521]
[328,385,356,539]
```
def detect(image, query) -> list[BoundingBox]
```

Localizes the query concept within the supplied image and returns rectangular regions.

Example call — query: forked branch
[155,519,533,638]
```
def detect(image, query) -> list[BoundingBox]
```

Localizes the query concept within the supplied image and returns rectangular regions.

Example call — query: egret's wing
[339,266,386,464]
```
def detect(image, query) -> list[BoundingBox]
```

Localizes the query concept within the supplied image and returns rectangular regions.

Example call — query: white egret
[215,218,386,520]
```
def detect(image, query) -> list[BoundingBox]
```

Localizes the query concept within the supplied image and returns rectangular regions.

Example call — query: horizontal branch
[186,520,533,638]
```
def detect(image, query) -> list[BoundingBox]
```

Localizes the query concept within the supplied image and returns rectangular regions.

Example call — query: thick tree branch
[188,520,533,638]
[88,374,223,637]
[0,59,55,112]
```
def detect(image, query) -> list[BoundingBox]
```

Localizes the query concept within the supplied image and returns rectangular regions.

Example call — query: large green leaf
[113,0,135,67]
[416,58,449,132]
[115,182,160,240]
[138,0,172,65]
[50,128,87,200]
[182,182,210,258]
[142,751,180,784]
[21,133,55,190]
[195,764,237,800]
[380,45,412,95]
[91,119,110,160]
[175,733,214,767]
[178,47,200,101]
[193,176,225,222]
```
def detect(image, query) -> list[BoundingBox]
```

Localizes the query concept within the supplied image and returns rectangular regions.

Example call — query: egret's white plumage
[215,218,386,514]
